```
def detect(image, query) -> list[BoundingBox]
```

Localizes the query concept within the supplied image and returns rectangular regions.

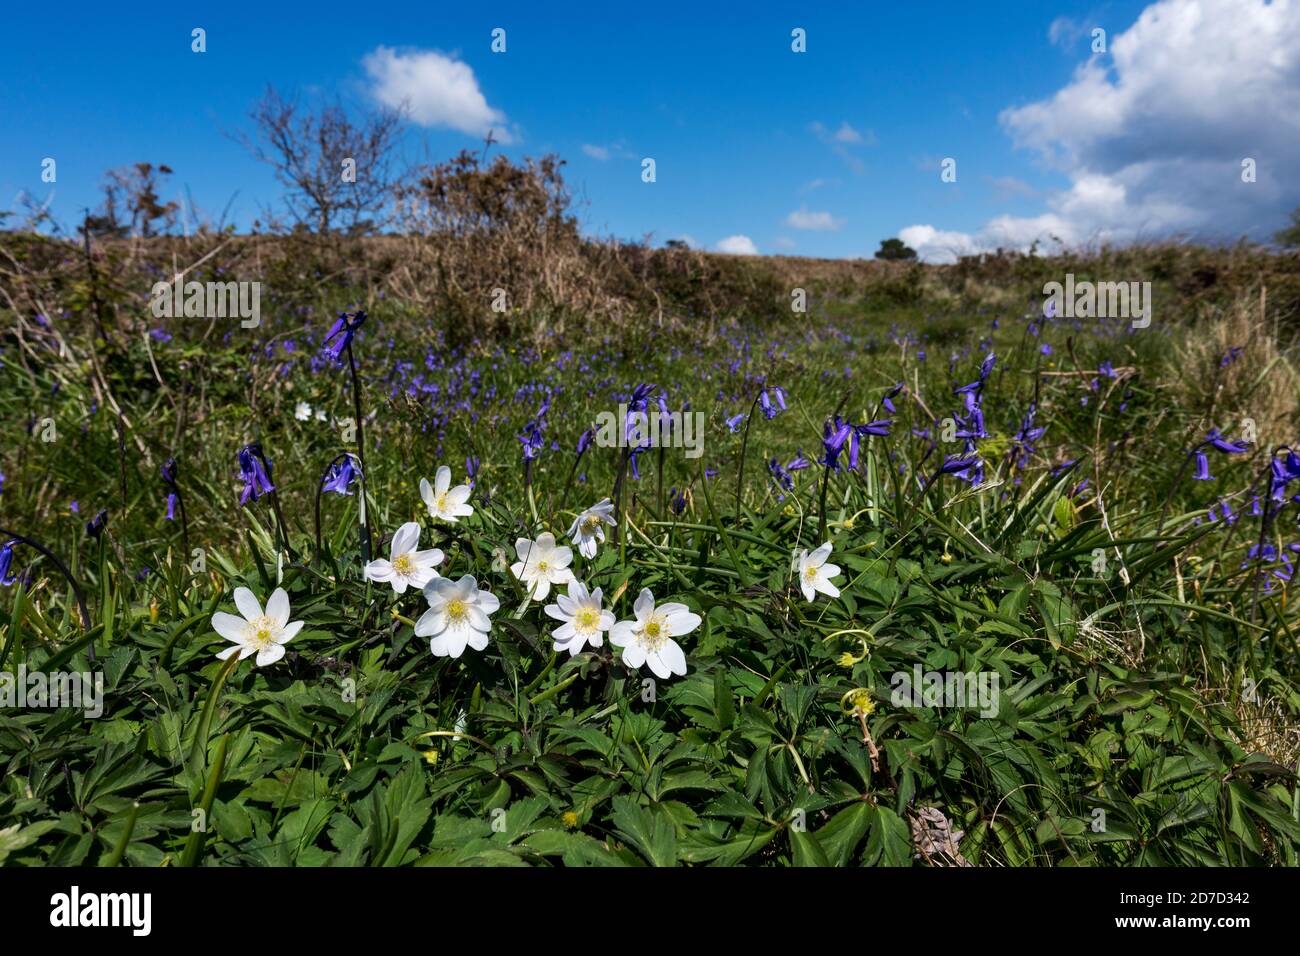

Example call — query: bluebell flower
[725,413,745,433]
[759,386,787,420]
[822,416,853,471]
[1204,429,1249,454]
[322,455,359,495]
[576,428,594,454]
[86,509,109,538]
[238,444,276,505]
[323,310,366,360]
[0,540,16,586]
[882,382,904,414]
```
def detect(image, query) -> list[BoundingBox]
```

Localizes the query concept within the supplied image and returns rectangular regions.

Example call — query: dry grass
[1170,287,1300,450]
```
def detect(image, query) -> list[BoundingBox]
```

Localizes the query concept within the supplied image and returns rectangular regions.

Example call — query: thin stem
[734,391,765,513]
[0,527,94,660]
[345,340,372,563]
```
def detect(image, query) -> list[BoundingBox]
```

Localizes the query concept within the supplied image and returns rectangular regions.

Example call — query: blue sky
[3,0,1295,260]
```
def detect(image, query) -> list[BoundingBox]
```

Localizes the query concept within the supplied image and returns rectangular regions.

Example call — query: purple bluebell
[759,386,787,420]
[1204,429,1249,454]
[238,444,276,505]
[323,310,366,360]
[0,540,16,586]
[322,455,359,495]
[725,413,745,433]
[882,383,904,414]
[86,509,109,538]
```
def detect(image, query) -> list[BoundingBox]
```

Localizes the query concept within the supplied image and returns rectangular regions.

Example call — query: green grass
[0,281,1298,867]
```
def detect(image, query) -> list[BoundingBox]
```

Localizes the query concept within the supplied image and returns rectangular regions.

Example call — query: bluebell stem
[0,527,94,667]
[161,456,190,562]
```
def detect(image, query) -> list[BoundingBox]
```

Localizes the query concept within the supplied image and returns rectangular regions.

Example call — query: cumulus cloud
[899,0,1300,262]
[363,46,512,142]
[785,207,844,231]
[716,235,759,255]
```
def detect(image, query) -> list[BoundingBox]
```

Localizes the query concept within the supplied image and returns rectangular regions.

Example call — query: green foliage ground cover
[1,273,1298,866]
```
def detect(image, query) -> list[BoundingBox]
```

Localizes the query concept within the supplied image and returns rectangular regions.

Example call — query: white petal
[276,621,304,645]
[814,575,841,599]
[265,588,291,628]
[435,466,451,494]
[364,559,394,582]
[415,607,448,637]
[657,639,687,676]
[419,477,434,505]
[808,541,833,569]
[622,641,647,669]
[476,589,500,615]
[663,609,702,636]
[633,589,655,620]
[609,620,636,646]
[212,612,249,643]
[215,644,242,660]
[391,521,420,556]
[233,587,262,622]
[256,644,286,667]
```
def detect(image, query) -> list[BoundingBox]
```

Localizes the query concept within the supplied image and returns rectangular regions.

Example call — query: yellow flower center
[446,598,468,623]
[393,553,414,574]
[537,560,549,572]
[575,607,600,632]
[562,811,579,829]
[641,616,667,651]
[581,516,601,535]
[436,492,450,512]
[804,566,818,580]
[247,616,276,649]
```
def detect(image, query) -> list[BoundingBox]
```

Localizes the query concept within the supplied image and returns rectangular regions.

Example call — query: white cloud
[900,0,1300,261]
[833,121,863,144]
[1047,16,1088,49]
[582,144,611,161]
[363,46,512,142]
[715,235,759,255]
[785,207,844,231]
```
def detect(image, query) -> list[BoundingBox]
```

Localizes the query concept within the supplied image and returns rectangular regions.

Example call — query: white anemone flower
[510,532,576,601]
[609,588,699,679]
[364,521,443,594]
[212,586,304,667]
[544,580,615,656]
[415,574,499,658]
[567,498,616,559]
[294,401,313,422]
[797,541,842,601]
[420,466,474,523]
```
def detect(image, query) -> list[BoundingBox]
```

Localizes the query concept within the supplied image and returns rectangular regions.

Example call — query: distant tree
[241,86,405,234]
[1276,207,1300,249]
[85,163,178,238]
[665,238,690,250]
[875,237,918,261]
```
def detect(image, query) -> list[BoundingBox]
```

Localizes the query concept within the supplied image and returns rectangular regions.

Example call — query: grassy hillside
[0,232,1298,866]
